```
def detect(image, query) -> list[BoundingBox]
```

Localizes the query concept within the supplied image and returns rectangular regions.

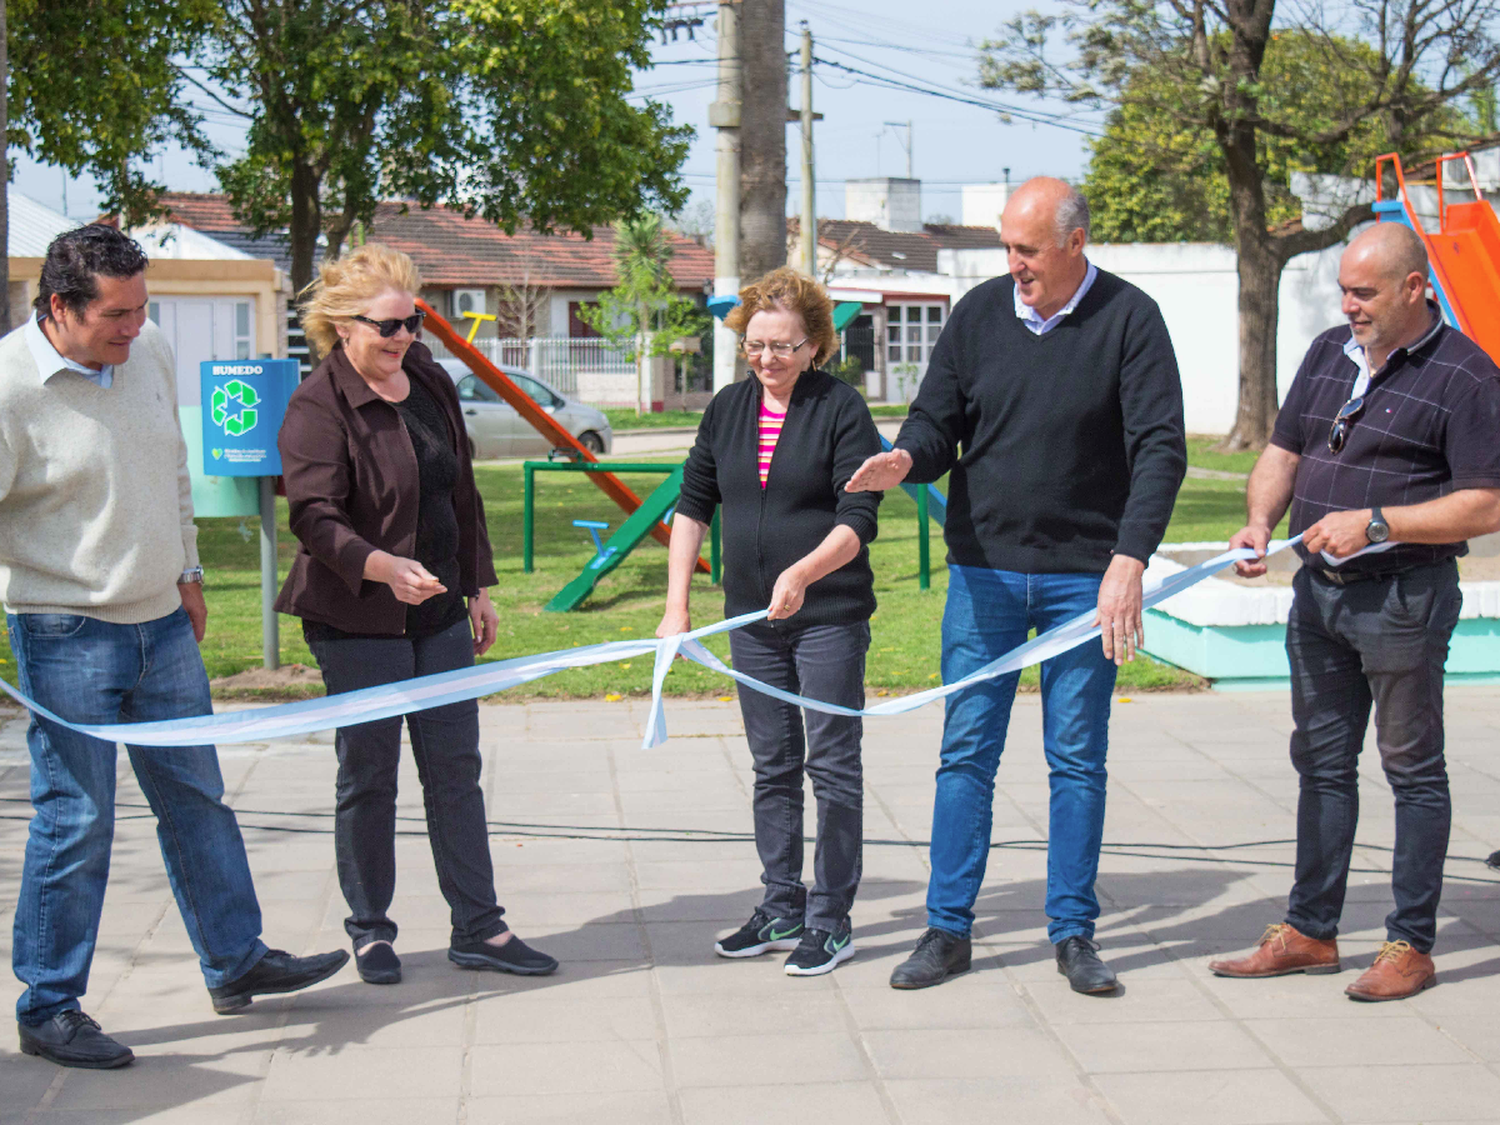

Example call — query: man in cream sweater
[1,225,347,1070]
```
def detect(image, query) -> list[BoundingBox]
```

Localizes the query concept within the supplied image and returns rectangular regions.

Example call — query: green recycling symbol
[210,379,260,437]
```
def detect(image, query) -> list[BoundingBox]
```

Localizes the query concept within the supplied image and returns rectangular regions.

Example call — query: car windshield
[455,370,562,409]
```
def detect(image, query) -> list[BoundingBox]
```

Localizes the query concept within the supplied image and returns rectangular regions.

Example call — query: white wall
[938,241,1348,434]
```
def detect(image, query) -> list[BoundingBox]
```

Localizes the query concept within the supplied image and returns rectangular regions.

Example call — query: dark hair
[35,224,149,317]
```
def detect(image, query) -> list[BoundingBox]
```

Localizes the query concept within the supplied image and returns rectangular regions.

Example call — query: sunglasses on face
[352,312,424,338]
[1327,394,1367,454]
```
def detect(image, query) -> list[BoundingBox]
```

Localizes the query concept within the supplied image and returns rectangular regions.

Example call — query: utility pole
[709,0,741,393]
[799,21,815,276]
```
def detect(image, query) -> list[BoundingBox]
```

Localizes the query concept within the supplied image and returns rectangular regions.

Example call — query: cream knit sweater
[0,320,200,623]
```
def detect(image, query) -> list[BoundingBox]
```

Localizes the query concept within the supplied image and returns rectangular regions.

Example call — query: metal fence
[420,334,636,401]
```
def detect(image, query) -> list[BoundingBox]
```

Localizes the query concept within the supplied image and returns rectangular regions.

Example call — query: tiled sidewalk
[1,689,1498,1124]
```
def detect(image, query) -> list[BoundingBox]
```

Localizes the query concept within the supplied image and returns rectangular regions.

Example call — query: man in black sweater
[848,177,1187,993]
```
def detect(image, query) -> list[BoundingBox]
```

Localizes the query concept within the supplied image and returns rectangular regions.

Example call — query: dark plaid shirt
[1271,306,1500,574]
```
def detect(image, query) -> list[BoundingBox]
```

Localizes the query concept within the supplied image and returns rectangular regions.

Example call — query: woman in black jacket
[657,267,881,977]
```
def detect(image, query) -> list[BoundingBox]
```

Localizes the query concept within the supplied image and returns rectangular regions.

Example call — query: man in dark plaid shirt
[1209,222,1500,1001]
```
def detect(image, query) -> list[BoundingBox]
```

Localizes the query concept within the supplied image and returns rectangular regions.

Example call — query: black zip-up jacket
[676,369,882,625]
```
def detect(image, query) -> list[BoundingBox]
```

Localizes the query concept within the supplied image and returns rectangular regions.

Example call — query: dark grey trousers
[728,618,870,932]
[1284,560,1461,953]
[307,617,506,948]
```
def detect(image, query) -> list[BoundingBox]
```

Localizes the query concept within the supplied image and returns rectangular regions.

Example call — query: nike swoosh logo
[767,926,801,941]
[826,933,851,953]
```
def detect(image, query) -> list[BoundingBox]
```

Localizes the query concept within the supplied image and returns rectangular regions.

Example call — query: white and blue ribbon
[0,540,1297,750]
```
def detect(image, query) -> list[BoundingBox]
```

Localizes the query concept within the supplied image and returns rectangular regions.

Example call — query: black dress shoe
[355,940,402,985]
[1055,936,1119,994]
[449,934,559,976]
[19,1010,134,1069]
[208,948,350,1014]
[889,927,972,990]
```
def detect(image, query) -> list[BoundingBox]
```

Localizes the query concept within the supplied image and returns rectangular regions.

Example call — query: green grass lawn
[604,408,703,431]
[0,442,1270,701]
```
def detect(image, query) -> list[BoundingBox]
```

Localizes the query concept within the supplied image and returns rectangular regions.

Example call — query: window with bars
[885,303,946,365]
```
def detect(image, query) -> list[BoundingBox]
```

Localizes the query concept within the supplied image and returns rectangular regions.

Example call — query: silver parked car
[438,359,613,459]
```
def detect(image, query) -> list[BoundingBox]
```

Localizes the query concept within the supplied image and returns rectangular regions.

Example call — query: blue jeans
[7,608,267,1026]
[926,566,1117,943]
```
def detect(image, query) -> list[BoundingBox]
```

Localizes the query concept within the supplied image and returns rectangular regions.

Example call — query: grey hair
[1054,188,1091,247]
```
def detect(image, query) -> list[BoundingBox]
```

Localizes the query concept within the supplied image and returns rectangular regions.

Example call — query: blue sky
[14,0,1096,224]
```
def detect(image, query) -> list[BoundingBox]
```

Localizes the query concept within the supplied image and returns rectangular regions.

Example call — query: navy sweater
[895,269,1187,572]
[676,369,882,624]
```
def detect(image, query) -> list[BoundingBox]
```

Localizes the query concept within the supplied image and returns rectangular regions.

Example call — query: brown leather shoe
[1208,923,1340,978]
[1345,941,1435,1002]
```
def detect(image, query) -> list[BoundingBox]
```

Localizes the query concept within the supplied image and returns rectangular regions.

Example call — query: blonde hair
[725,267,839,367]
[299,243,423,357]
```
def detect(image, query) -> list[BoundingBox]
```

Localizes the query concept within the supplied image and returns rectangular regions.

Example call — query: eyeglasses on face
[352,312,424,338]
[740,337,807,358]
[1327,394,1367,454]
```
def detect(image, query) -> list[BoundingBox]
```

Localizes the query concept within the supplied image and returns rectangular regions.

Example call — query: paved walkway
[1,689,1498,1124]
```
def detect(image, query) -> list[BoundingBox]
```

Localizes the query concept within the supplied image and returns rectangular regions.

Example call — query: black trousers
[307,617,506,947]
[1283,560,1461,953]
[727,619,870,932]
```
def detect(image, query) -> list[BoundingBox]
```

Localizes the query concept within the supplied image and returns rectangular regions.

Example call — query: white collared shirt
[25,312,113,388]
[1014,260,1098,336]
[1342,308,1443,398]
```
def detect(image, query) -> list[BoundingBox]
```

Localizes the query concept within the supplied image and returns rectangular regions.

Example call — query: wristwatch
[179,566,205,585]
[1365,507,1390,544]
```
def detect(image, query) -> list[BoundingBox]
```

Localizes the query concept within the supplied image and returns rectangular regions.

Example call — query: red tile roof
[791,217,1003,274]
[152,192,714,292]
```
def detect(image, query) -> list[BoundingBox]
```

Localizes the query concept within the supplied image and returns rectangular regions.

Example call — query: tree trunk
[1226,235,1285,450]
[288,161,323,301]
[737,0,786,283]
[0,0,12,331]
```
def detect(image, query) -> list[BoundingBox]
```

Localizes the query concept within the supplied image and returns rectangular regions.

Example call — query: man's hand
[1302,509,1372,559]
[846,448,913,493]
[656,606,692,638]
[468,589,499,656]
[1229,524,1273,577]
[1095,555,1145,666]
[179,582,208,643]
[767,564,810,621]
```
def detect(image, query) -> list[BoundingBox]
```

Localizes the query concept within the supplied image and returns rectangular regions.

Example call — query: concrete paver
[1,687,1498,1123]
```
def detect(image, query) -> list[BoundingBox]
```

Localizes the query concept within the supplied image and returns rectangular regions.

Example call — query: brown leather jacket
[274,340,497,635]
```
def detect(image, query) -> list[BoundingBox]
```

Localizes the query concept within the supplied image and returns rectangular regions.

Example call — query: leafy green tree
[198,0,692,299]
[982,2,1500,448]
[581,214,703,415]
[3,0,216,323]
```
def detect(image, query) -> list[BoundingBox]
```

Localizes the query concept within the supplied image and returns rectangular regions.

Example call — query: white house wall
[937,241,1348,434]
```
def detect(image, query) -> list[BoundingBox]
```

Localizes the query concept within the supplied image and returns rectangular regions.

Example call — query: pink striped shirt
[757,400,786,487]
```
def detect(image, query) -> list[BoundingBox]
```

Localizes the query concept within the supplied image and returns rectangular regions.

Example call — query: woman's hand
[656,605,692,638]
[469,589,499,655]
[767,564,810,620]
[365,550,446,605]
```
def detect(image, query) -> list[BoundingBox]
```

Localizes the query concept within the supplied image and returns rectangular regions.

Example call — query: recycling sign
[200,359,298,477]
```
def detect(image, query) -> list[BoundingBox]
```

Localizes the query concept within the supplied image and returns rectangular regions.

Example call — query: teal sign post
[199,358,299,671]
[200,359,297,476]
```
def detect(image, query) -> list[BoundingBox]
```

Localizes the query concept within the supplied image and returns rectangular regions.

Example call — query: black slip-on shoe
[449,935,559,976]
[19,1010,134,1069]
[1055,936,1119,994]
[355,941,402,985]
[208,948,350,1014]
[715,908,804,959]
[889,927,972,990]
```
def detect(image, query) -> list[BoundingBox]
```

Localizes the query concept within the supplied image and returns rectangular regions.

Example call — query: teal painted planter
[1141,541,1500,690]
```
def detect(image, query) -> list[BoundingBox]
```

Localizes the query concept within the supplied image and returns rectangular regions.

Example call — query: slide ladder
[1374,152,1500,364]
[545,466,685,612]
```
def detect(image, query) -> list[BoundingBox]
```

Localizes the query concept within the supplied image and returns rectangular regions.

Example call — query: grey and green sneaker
[714,908,804,959]
[784,918,856,977]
